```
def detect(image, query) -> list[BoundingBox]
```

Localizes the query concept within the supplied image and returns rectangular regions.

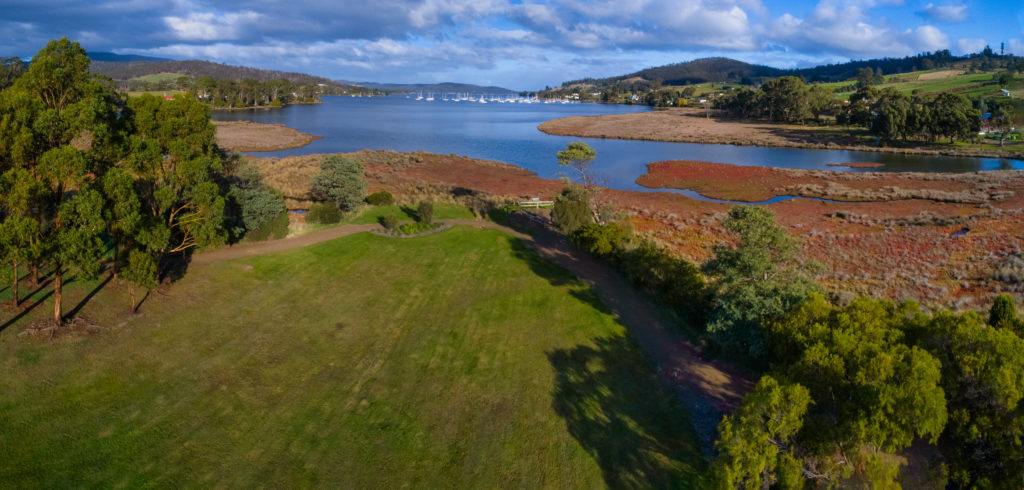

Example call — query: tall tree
[908,310,1024,488]
[0,168,43,305]
[710,376,810,489]
[125,93,227,267]
[703,206,819,357]
[557,141,606,222]
[0,56,26,91]
[932,92,981,143]
[761,76,809,123]
[2,38,122,324]
[767,295,948,486]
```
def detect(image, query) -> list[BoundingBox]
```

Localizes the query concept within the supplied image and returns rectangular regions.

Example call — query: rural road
[191,215,755,448]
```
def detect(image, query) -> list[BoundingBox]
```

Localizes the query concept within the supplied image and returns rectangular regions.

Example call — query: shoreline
[213,120,321,152]
[538,109,1024,161]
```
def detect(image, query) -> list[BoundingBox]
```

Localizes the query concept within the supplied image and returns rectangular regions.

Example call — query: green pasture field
[0,227,703,488]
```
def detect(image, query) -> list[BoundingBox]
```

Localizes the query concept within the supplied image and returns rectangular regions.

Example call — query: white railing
[519,200,554,209]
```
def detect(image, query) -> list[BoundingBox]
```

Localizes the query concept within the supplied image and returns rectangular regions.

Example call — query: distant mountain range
[557,50,996,89]
[89,58,349,87]
[87,52,171,63]
[85,56,511,94]
[339,81,517,95]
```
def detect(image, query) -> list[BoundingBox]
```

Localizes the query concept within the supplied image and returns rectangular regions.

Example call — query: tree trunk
[53,267,62,325]
[31,263,39,285]
[112,241,119,281]
[12,258,18,306]
[129,285,136,313]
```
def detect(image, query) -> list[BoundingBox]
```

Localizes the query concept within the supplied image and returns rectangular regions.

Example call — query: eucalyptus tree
[0,38,123,324]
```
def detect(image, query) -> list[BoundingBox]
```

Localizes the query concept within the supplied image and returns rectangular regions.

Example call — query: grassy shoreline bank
[538,109,1024,160]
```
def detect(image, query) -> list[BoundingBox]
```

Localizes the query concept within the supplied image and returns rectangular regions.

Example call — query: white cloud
[917,3,968,23]
[407,0,506,28]
[164,10,262,41]
[956,38,987,54]
[765,0,949,58]
[1008,39,1024,57]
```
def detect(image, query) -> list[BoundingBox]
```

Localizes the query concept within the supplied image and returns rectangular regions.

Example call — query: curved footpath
[191,217,755,449]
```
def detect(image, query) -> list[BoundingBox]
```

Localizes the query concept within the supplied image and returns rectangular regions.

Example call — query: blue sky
[2,0,1022,90]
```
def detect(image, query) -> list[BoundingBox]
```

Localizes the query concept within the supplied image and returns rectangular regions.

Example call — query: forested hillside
[90,59,340,86]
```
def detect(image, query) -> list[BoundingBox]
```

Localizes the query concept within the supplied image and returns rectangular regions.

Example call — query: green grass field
[815,71,1008,99]
[349,203,477,224]
[0,227,703,487]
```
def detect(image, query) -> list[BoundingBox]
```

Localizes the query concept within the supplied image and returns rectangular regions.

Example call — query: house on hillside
[980,112,992,132]
[1001,89,1011,97]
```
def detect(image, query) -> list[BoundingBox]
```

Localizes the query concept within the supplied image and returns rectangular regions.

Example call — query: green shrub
[246,210,290,241]
[307,203,342,224]
[552,185,591,234]
[572,223,630,257]
[417,201,434,224]
[231,187,286,232]
[379,214,399,232]
[399,221,438,235]
[312,155,366,211]
[366,191,394,206]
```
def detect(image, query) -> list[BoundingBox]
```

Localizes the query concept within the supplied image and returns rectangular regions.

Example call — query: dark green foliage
[1,38,125,323]
[552,185,591,234]
[572,222,630,257]
[126,93,228,256]
[770,296,946,478]
[379,214,399,232]
[312,155,366,211]
[726,295,948,487]
[709,376,810,490]
[704,206,820,358]
[365,190,394,206]
[0,57,26,91]
[231,187,286,233]
[906,309,1024,488]
[988,294,1022,333]
[761,76,810,123]
[416,201,434,224]
[931,92,982,143]
[306,203,342,224]
[398,221,440,235]
[123,249,157,312]
[570,223,708,325]
[245,210,289,242]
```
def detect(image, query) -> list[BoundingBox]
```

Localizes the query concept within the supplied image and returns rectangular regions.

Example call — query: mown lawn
[0,227,703,488]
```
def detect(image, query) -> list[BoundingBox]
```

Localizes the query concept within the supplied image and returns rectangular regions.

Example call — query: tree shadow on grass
[0,289,53,333]
[549,335,706,489]
[65,274,113,320]
[507,237,612,315]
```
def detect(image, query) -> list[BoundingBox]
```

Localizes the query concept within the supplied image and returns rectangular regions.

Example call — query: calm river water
[212,95,1022,192]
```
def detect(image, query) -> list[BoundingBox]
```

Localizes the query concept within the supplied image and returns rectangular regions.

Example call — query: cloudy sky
[2,0,1022,90]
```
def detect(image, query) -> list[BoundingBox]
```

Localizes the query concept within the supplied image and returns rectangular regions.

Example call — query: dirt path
[190,216,755,448]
